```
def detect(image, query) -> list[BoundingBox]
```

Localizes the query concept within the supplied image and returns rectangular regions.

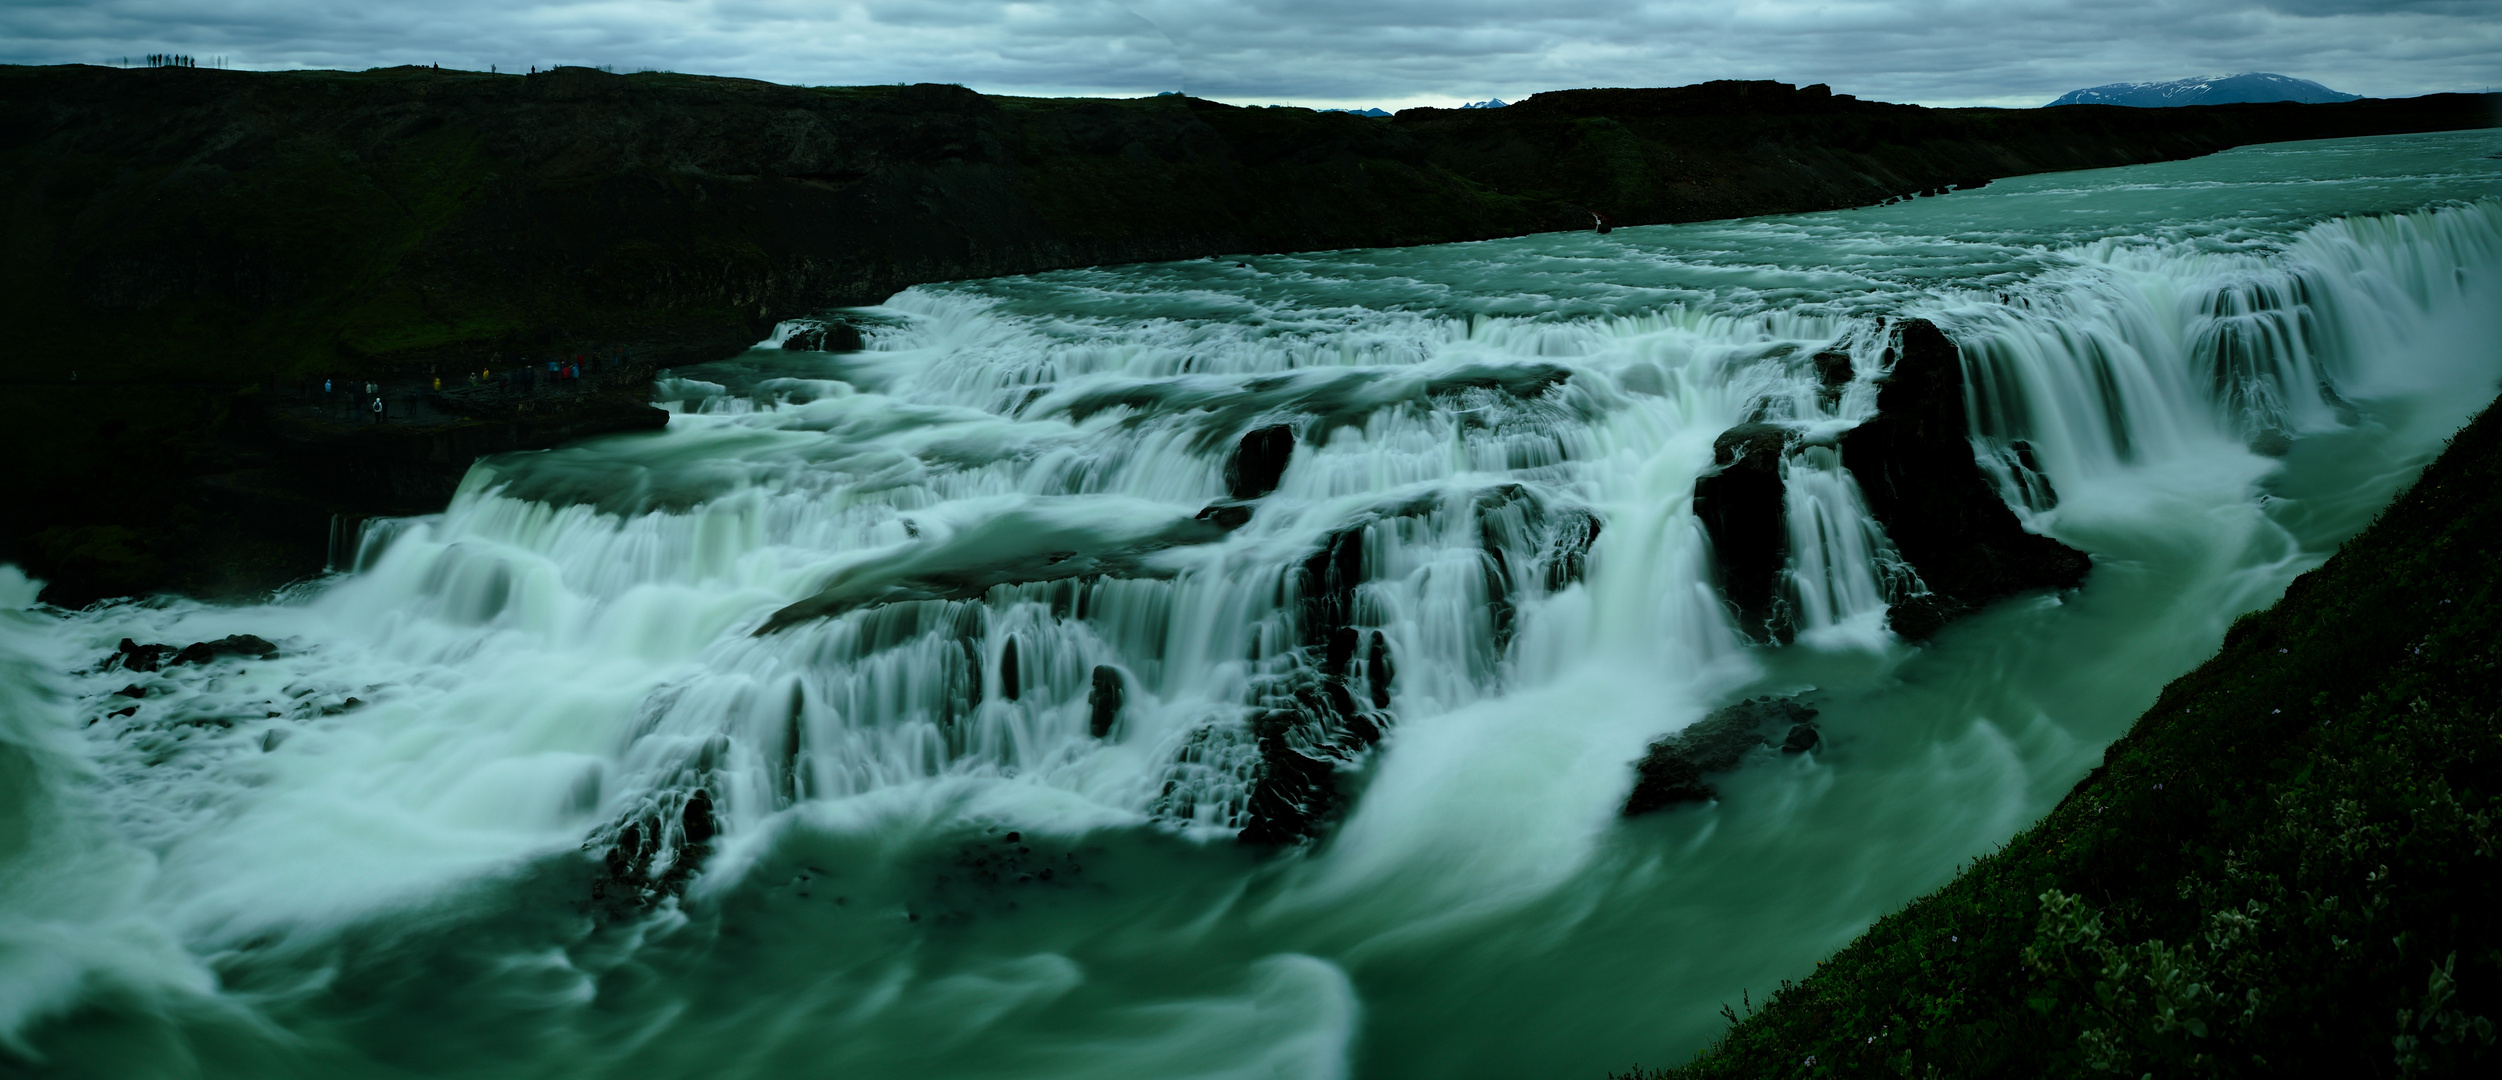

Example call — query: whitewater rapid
[3,129,2498,1079]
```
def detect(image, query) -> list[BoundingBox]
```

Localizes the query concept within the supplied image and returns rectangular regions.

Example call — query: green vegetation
[1635,399,2502,1077]
[0,68,519,384]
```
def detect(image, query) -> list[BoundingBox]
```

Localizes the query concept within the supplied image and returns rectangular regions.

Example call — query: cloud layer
[4,0,2497,108]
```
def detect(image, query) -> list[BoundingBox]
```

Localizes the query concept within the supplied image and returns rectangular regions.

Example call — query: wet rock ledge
[1693,319,2091,644]
[1838,320,2092,638]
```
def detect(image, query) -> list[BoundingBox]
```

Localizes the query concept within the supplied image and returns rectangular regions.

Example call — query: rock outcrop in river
[1840,320,2094,638]
[1693,319,2092,644]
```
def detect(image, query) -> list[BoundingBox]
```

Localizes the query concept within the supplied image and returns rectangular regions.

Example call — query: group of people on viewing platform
[303,347,635,423]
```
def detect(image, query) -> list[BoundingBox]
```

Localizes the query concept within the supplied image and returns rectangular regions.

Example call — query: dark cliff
[0,63,2492,603]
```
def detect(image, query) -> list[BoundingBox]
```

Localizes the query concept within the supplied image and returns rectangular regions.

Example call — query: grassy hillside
[1637,396,2502,1078]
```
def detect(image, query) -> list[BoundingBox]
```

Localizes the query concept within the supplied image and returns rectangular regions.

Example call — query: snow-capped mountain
[2049,73,2360,108]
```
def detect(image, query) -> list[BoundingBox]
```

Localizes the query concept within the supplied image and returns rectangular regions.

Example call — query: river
[3,128,2499,1079]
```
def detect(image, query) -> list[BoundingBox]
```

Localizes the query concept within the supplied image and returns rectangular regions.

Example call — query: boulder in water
[1089,665,1124,738]
[1625,696,1819,815]
[1231,519,1401,846]
[1693,423,1796,643]
[1366,630,1394,709]
[1813,350,1853,404]
[113,638,177,672]
[1781,722,1821,754]
[1542,508,1603,591]
[1195,503,1253,531]
[781,319,865,352]
[682,790,717,846]
[590,787,720,914]
[1624,744,1716,812]
[1839,320,2090,639]
[1239,715,1346,846]
[1226,425,1296,500]
[170,634,279,666]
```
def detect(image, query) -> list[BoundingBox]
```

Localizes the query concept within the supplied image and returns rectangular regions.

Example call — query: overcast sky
[4,0,2497,109]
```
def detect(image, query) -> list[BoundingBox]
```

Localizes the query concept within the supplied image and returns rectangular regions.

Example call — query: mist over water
[4,130,2499,1079]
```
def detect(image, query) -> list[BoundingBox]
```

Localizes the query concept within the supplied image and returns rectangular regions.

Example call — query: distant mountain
[1321,99,1501,116]
[2050,73,2360,108]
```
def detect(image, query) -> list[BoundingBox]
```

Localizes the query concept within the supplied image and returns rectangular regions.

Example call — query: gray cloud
[1,0,2495,108]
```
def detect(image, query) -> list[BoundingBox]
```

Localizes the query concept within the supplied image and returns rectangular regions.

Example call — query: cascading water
[3,130,2498,1079]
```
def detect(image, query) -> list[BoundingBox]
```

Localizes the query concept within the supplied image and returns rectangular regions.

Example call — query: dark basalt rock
[1542,508,1603,591]
[1782,723,1822,754]
[1813,350,1853,406]
[1195,502,1253,531]
[1235,523,1381,846]
[1684,696,1816,772]
[1300,525,1368,650]
[590,782,721,914]
[1239,717,1348,847]
[1476,493,1522,652]
[1366,630,1395,709]
[170,634,279,666]
[1625,696,1819,815]
[112,638,176,672]
[1227,424,1297,500]
[1694,422,1797,643]
[1089,665,1124,738]
[1625,744,1717,811]
[1228,508,1417,847]
[2006,439,2059,509]
[1813,350,1854,389]
[682,791,717,846]
[1839,320,2092,639]
[1229,484,1607,845]
[998,636,1022,702]
[780,320,865,353]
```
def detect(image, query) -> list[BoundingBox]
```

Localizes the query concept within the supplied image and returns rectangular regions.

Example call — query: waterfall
[2,139,2496,1077]
[185,198,2492,901]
